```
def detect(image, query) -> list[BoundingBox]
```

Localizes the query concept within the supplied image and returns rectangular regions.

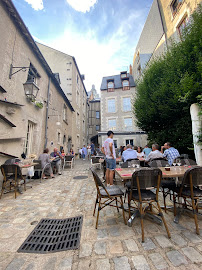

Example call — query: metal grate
[73,176,88,179]
[18,216,83,253]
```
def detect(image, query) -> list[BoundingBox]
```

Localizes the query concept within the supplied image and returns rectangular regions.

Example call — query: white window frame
[123,97,131,112]
[107,98,116,113]
[108,119,116,131]
[124,117,133,131]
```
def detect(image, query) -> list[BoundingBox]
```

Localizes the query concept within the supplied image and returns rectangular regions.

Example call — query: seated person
[145,144,163,163]
[69,148,75,156]
[61,149,66,157]
[137,146,144,158]
[143,145,152,157]
[50,147,63,175]
[38,148,55,179]
[122,144,137,162]
[161,142,180,166]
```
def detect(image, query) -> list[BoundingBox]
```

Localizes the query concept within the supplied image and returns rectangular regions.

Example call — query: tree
[134,4,202,155]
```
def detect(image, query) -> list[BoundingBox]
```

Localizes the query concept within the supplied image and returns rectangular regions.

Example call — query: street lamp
[23,77,39,100]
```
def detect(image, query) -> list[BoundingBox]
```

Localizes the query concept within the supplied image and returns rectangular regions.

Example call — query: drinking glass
[173,159,177,166]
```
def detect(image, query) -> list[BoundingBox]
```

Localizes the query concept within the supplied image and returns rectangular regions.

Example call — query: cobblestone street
[0,160,202,270]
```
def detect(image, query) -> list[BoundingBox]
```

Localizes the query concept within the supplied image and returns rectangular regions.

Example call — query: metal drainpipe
[44,76,51,148]
[156,0,168,49]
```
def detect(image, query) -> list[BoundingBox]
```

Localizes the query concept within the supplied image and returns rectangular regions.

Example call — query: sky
[13,0,153,93]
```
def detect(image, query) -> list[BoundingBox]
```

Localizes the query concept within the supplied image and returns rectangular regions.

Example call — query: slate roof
[100,73,136,90]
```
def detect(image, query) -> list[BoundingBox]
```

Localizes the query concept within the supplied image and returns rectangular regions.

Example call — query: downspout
[44,76,51,148]
[156,0,168,49]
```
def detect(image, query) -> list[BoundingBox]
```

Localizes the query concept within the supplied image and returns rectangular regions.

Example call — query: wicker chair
[91,168,126,228]
[173,166,202,234]
[179,159,197,166]
[0,164,26,199]
[128,168,171,242]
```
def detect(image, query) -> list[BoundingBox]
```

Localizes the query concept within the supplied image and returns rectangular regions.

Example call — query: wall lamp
[9,64,39,100]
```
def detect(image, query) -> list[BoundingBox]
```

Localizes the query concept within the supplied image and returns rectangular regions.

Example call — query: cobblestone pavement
[0,160,202,270]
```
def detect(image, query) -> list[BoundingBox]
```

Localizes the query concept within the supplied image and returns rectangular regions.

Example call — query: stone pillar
[190,103,202,165]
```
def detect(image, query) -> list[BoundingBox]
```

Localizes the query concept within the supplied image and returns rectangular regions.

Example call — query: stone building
[99,72,147,148]
[0,0,74,165]
[36,43,88,152]
[132,0,201,80]
[87,85,101,145]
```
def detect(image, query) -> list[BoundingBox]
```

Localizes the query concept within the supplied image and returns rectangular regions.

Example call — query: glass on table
[173,159,177,166]
[176,158,181,166]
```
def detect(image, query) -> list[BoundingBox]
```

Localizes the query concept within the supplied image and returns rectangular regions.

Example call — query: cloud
[25,0,44,11]
[65,0,97,13]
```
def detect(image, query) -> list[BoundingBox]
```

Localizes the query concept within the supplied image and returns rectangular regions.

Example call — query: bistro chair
[0,164,26,199]
[90,168,127,229]
[128,168,171,242]
[91,156,102,170]
[179,159,197,166]
[179,154,189,159]
[63,155,74,169]
[149,159,176,213]
[33,160,52,182]
[173,166,202,234]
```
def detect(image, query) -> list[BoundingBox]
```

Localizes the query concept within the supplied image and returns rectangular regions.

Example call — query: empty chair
[128,168,171,242]
[180,159,197,166]
[179,154,189,159]
[91,156,102,170]
[0,164,26,199]
[91,168,126,228]
[63,155,74,169]
[173,166,202,234]
[148,158,169,167]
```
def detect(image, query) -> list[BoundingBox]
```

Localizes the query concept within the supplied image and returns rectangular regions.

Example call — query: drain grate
[18,216,83,253]
[73,176,88,179]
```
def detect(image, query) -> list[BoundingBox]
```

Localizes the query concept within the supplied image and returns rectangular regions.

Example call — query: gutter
[44,77,51,149]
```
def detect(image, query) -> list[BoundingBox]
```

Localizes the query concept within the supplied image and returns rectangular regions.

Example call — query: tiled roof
[100,73,136,90]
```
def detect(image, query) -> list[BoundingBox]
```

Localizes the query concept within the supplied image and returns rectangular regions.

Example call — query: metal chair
[0,164,26,199]
[91,168,126,228]
[173,166,202,234]
[33,160,51,182]
[179,159,197,166]
[63,155,74,169]
[128,168,171,242]
[91,156,102,170]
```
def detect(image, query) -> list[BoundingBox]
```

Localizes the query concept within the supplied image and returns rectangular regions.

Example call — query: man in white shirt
[122,144,137,162]
[145,144,163,163]
[101,131,116,186]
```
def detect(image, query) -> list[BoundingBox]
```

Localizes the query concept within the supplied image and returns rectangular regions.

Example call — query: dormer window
[122,78,130,90]
[120,71,127,79]
[107,80,114,92]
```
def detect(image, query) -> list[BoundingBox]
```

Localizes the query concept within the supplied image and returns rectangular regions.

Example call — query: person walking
[82,145,87,160]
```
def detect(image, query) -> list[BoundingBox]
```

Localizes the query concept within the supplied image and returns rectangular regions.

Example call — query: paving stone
[97,229,108,239]
[182,247,202,263]
[166,250,188,267]
[24,263,35,270]
[182,231,202,243]
[109,240,123,254]
[58,257,73,270]
[79,243,93,258]
[171,234,187,247]
[5,258,25,270]
[77,260,90,270]
[132,255,150,270]
[148,253,168,270]
[96,259,110,270]
[106,218,117,225]
[139,238,156,250]
[109,226,121,237]
[43,257,57,270]
[124,239,139,252]
[196,243,202,251]
[94,241,106,255]
[155,235,173,248]
[113,256,131,270]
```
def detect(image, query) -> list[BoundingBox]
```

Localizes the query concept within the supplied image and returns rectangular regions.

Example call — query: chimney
[129,64,132,75]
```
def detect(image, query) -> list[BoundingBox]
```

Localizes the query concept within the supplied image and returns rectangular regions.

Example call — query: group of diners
[102,130,180,187]
[38,147,75,179]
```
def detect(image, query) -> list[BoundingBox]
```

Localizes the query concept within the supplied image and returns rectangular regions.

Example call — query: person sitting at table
[38,148,55,179]
[161,142,180,166]
[143,145,152,157]
[69,148,75,156]
[50,147,63,175]
[61,149,66,157]
[137,146,144,158]
[122,144,137,162]
[145,144,163,163]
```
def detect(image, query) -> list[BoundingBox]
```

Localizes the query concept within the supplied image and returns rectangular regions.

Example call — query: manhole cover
[73,176,88,179]
[18,216,83,253]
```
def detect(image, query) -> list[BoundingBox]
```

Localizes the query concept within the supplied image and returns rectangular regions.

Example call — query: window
[77,74,79,84]
[114,140,117,148]
[96,111,100,119]
[63,135,66,145]
[178,16,188,37]
[76,112,80,128]
[27,63,40,84]
[57,132,61,144]
[120,71,127,78]
[63,104,67,122]
[107,81,114,92]
[123,97,131,112]
[96,125,100,131]
[126,139,134,146]
[171,0,183,16]
[108,119,116,130]
[24,121,35,155]
[107,99,115,113]
[138,64,141,77]
[122,79,130,90]
[124,118,133,131]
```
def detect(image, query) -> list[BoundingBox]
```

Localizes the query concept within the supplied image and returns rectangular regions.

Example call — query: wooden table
[18,162,39,168]
[115,168,135,180]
